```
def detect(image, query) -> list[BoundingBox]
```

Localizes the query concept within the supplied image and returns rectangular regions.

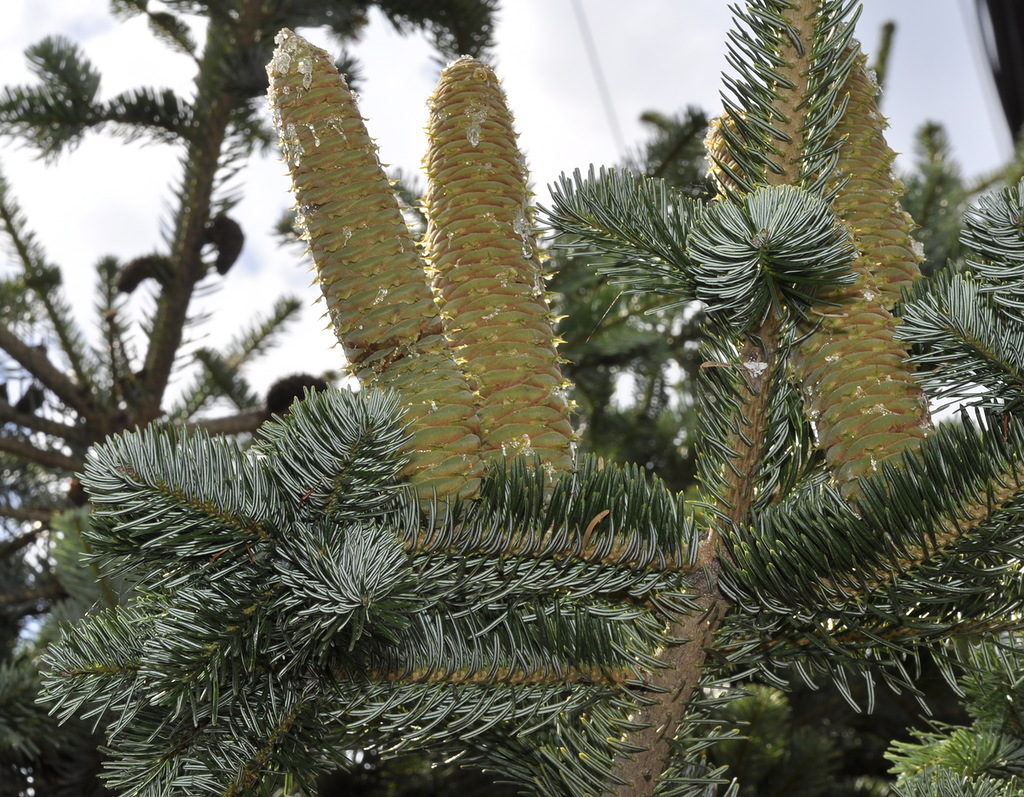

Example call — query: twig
[186,408,268,435]
[0,436,83,472]
[0,399,88,443]
[0,322,100,424]
[0,523,50,559]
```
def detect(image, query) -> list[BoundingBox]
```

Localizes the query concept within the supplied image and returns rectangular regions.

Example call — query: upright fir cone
[424,57,575,475]
[792,51,931,497]
[266,30,483,500]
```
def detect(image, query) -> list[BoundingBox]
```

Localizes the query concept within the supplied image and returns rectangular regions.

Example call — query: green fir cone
[831,53,924,307]
[423,57,575,475]
[266,30,483,500]
[793,52,931,497]
[704,112,744,196]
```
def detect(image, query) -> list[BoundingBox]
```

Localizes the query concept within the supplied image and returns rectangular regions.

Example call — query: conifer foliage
[36,2,1024,796]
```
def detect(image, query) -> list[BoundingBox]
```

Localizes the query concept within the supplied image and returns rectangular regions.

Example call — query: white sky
[0,0,1011,407]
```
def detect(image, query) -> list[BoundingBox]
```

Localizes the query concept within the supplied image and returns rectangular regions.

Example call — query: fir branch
[688,184,856,331]
[101,86,195,145]
[871,20,896,91]
[608,3,865,792]
[0,36,193,152]
[547,180,857,335]
[426,688,650,796]
[55,390,704,792]
[430,454,698,572]
[81,388,411,577]
[39,605,147,729]
[545,166,700,303]
[145,10,199,58]
[892,768,1019,797]
[317,590,665,689]
[35,5,1024,794]
[0,397,88,443]
[192,347,260,410]
[377,0,499,61]
[0,35,101,159]
[722,412,1024,660]
[94,255,141,406]
[132,573,286,729]
[274,519,420,658]
[81,422,280,577]
[899,270,1024,410]
[713,0,860,192]
[961,180,1024,323]
[902,123,968,275]
[317,677,629,759]
[403,459,701,616]
[254,388,412,520]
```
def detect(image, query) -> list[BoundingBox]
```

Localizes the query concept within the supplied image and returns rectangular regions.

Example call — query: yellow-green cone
[704,113,744,196]
[794,53,931,497]
[423,57,574,475]
[266,30,483,500]
[830,53,923,307]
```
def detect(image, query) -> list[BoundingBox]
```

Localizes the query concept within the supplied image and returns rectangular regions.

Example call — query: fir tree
[0,2,496,794]
[36,2,1024,796]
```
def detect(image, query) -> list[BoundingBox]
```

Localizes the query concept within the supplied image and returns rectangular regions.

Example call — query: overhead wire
[570,0,626,157]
